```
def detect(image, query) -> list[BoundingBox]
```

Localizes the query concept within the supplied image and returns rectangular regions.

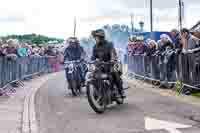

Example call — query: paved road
[35,72,200,133]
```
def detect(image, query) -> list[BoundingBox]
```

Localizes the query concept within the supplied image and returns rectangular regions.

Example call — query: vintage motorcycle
[64,60,83,96]
[86,59,126,114]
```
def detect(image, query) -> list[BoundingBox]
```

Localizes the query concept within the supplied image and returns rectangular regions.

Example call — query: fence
[0,56,63,89]
[128,49,200,90]
[176,50,200,90]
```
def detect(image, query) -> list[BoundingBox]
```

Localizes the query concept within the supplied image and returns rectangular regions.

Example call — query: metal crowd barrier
[0,56,60,89]
[176,49,200,90]
[128,54,176,82]
[128,51,200,90]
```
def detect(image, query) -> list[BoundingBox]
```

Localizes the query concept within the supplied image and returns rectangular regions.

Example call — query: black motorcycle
[64,60,82,96]
[86,60,126,114]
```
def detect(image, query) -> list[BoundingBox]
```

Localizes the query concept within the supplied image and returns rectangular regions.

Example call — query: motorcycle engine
[114,62,122,73]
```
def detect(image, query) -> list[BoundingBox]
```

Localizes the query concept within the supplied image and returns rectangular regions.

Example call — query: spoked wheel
[114,85,124,105]
[115,96,124,105]
[116,80,125,105]
[69,80,78,96]
[87,83,106,114]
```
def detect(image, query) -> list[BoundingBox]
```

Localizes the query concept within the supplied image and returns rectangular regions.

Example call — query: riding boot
[117,80,126,98]
[113,72,126,98]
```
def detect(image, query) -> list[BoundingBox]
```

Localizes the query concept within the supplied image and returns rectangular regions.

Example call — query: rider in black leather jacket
[91,29,125,98]
[64,37,87,84]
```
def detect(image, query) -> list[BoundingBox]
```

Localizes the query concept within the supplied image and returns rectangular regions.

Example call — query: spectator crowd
[0,39,64,59]
[128,28,200,56]
[127,28,200,92]
[0,39,65,73]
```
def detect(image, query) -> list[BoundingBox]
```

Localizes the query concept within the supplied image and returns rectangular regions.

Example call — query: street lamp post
[130,13,134,36]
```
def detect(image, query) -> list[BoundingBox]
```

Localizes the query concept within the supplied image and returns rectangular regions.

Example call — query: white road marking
[145,117,192,133]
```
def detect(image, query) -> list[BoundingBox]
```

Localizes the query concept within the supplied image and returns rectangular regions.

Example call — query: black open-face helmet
[67,37,79,45]
[91,29,105,39]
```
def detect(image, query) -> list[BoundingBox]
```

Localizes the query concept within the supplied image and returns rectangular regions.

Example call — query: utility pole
[74,16,76,37]
[150,0,153,38]
[178,0,184,31]
[150,0,153,32]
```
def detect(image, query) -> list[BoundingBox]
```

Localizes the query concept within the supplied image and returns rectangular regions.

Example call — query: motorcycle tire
[115,97,124,105]
[86,82,106,114]
[69,80,78,96]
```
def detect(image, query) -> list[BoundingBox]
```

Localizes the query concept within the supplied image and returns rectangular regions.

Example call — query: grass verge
[191,90,200,98]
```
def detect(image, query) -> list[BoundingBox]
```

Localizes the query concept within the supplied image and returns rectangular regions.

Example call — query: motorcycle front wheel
[115,96,124,105]
[86,82,106,114]
[68,80,79,96]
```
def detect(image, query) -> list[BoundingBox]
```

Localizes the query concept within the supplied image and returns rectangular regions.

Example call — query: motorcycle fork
[97,80,107,105]
[102,80,112,105]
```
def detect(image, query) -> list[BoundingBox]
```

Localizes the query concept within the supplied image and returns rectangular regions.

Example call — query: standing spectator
[52,46,59,55]
[145,38,152,46]
[17,43,28,57]
[157,34,174,54]
[32,45,39,55]
[170,29,182,81]
[25,44,33,56]
[39,46,45,56]
[144,40,157,56]
[157,34,175,86]
[143,40,157,77]
[1,44,9,56]
[45,46,56,56]
[170,29,182,50]
[57,51,64,64]
[181,28,199,52]
[0,40,4,56]
[32,45,40,56]
[2,40,17,58]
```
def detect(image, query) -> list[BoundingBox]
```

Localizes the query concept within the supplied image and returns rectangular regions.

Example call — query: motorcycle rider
[64,37,87,86]
[91,29,126,98]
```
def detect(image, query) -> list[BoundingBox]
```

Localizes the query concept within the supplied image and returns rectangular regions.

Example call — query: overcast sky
[0,0,199,38]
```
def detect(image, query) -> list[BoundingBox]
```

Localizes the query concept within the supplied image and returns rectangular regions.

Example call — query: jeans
[79,63,88,82]
[160,62,176,82]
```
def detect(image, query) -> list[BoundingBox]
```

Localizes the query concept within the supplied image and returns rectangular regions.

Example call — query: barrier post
[0,58,3,88]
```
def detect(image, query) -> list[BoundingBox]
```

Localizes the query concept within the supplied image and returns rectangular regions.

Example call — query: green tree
[0,34,64,45]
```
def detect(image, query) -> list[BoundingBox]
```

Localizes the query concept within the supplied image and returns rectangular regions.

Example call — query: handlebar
[64,59,118,66]
[87,60,116,65]
[64,60,81,64]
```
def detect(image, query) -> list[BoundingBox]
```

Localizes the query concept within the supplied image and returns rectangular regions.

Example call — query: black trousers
[111,71,123,93]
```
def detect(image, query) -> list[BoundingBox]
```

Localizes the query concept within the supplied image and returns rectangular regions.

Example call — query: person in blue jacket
[17,44,28,57]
